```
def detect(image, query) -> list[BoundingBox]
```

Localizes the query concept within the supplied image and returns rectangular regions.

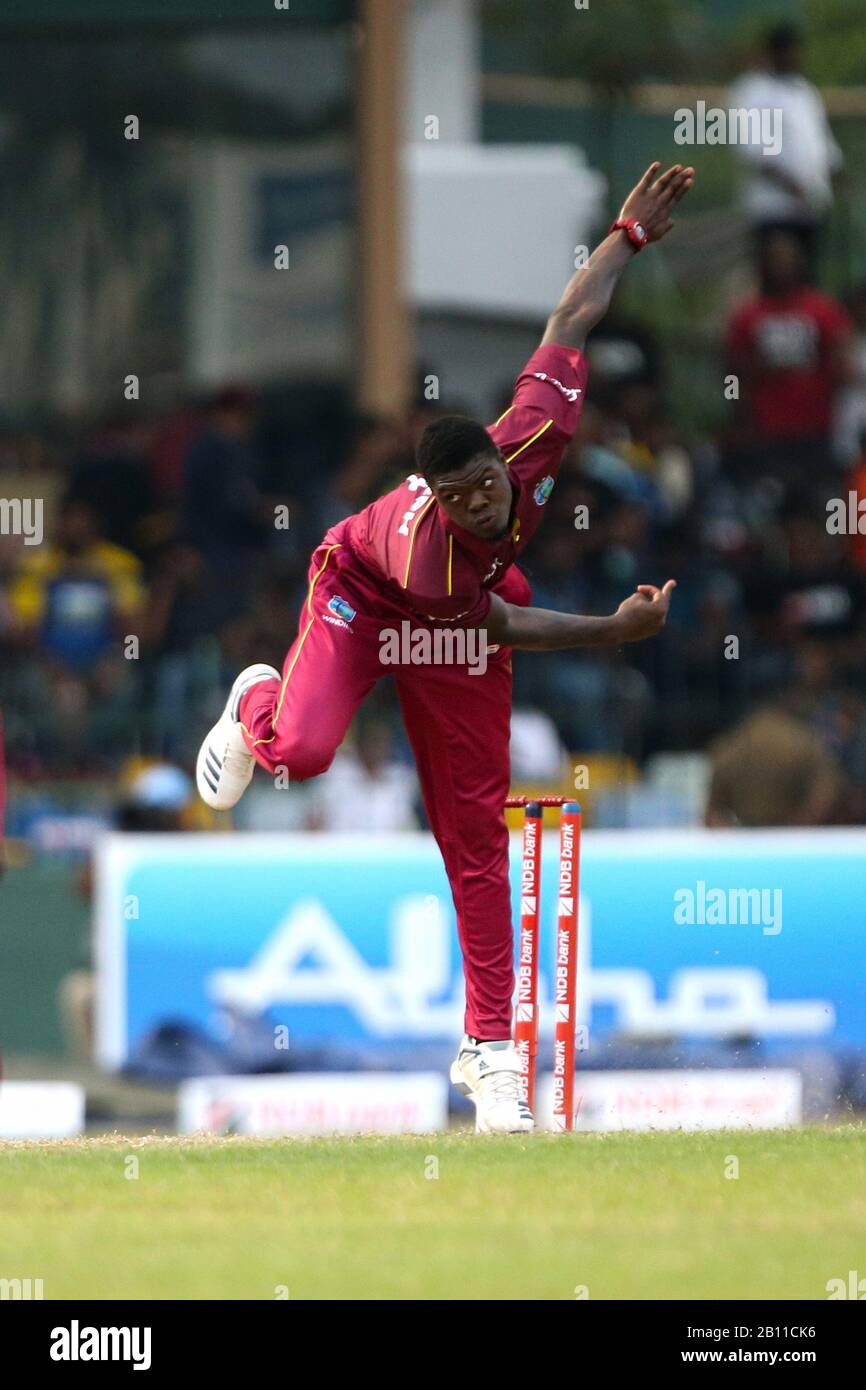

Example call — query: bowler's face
[431,452,513,540]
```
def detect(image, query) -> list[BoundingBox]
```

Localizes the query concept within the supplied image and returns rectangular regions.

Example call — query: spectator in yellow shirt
[10,499,143,672]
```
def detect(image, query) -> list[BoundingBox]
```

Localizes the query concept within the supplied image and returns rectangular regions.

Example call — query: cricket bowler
[197,162,694,1132]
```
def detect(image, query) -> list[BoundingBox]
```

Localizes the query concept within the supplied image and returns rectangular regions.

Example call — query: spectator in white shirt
[728,23,843,278]
[306,716,419,832]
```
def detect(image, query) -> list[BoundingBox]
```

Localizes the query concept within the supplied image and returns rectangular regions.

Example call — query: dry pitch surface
[2,1127,864,1300]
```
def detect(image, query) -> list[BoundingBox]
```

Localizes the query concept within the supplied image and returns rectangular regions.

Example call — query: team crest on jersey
[328,595,356,623]
[533,475,555,506]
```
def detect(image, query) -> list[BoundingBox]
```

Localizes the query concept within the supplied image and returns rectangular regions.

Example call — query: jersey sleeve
[489,344,588,483]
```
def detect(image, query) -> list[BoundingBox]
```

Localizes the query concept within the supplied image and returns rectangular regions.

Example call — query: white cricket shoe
[450,1035,534,1134]
[196,664,280,810]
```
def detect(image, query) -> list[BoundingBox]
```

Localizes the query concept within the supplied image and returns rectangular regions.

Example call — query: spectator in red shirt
[726,230,851,485]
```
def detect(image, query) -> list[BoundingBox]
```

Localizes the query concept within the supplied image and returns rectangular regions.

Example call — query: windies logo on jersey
[327,595,356,623]
[533,475,555,506]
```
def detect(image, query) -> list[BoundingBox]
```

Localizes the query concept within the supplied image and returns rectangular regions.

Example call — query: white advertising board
[0,1082,85,1139]
[538,1069,803,1132]
[178,1072,449,1137]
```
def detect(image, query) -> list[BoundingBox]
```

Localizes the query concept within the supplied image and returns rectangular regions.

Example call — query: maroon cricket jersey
[338,344,588,624]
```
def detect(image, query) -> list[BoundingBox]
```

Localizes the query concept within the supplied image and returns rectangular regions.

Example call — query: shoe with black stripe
[449,1035,534,1134]
[196,664,280,810]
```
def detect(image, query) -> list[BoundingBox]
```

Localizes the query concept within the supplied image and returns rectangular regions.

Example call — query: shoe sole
[196,712,243,809]
[196,665,279,809]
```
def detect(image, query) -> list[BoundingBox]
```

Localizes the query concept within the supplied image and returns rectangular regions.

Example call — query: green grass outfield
[2,1126,865,1300]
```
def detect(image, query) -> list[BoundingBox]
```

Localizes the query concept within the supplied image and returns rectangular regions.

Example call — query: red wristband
[609,217,649,251]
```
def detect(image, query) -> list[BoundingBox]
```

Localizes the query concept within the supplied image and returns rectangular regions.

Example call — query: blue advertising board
[95,829,866,1070]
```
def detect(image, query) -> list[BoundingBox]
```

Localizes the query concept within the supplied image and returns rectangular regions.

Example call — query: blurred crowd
[0,384,448,792]
[3,25,866,829]
[2,235,866,832]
